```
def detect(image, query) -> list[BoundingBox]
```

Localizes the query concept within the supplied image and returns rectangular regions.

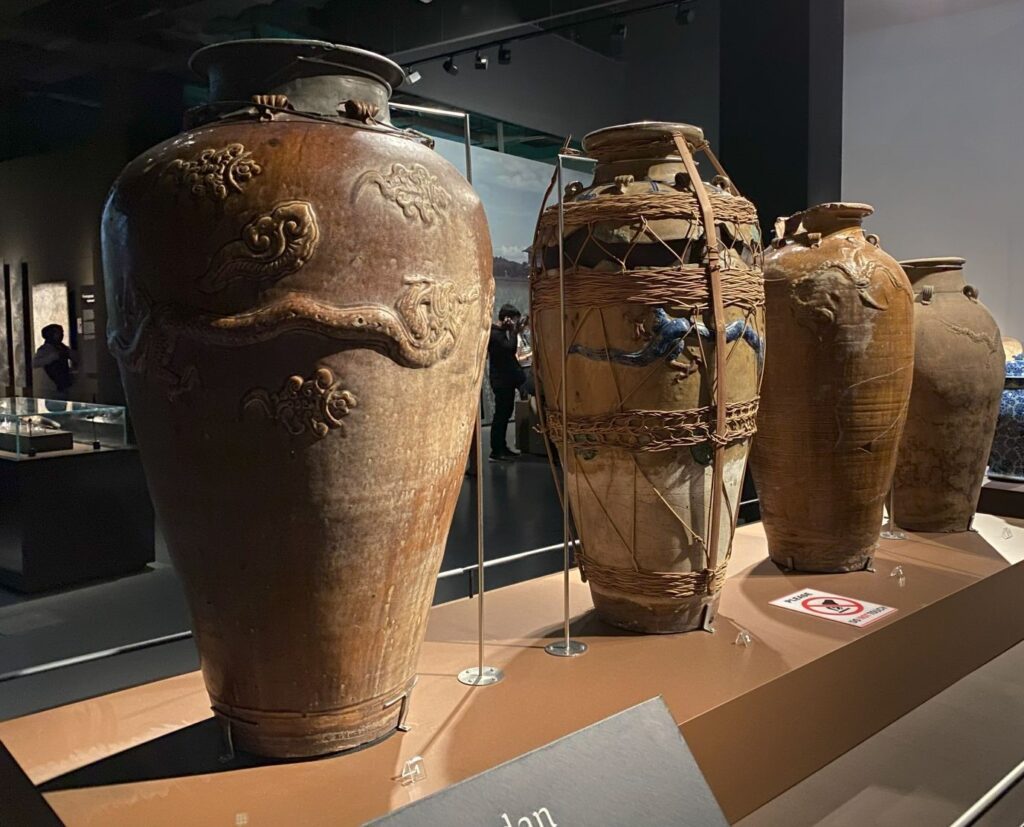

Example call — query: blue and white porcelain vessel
[989,353,1024,481]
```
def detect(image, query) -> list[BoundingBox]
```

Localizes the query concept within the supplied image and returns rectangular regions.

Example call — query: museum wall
[410,2,721,147]
[409,35,629,140]
[0,136,128,403]
[842,0,1024,338]
[0,6,725,407]
[622,1,721,148]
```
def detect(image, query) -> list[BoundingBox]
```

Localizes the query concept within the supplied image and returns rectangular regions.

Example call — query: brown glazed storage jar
[751,203,914,572]
[531,122,765,633]
[101,40,492,757]
[893,258,1002,531]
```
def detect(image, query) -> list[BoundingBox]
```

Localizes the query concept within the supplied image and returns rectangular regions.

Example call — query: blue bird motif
[569,307,763,370]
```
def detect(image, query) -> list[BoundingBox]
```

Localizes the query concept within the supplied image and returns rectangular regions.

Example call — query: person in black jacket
[488,303,527,461]
[32,324,76,399]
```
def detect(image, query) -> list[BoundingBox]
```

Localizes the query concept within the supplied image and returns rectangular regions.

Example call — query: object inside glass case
[0,397,128,458]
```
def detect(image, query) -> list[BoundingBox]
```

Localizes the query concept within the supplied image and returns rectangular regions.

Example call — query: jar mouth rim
[899,256,966,269]
[787,202,874,223]
[189,38,405,91]
[582,121,706,157]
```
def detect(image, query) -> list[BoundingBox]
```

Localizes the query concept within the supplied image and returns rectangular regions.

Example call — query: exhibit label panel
[371,697,727,827]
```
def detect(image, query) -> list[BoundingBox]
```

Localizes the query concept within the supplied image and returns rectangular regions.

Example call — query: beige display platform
[2,520,1023,825]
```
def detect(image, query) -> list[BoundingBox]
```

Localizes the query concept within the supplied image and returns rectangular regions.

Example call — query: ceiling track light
[609,21,627,58]
[443,55,458,75]
[498,43,511,65]
[475,50,488,70]
[675,2,696,25]
[404,67,422,84]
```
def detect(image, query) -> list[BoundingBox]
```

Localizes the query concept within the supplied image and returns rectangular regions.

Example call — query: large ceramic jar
[101,40,492,758]
[893,258,1003,530]
[531,122,764,633]
[751,203,914,572]
[989,354,1024,481]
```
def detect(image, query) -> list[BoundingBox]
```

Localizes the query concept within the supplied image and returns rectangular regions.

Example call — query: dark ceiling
[0,0,681,161]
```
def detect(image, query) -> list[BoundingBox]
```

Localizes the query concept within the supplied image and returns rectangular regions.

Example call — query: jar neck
[797,214,865,237]
[210,72,392,123]
[904,265,965,292]
[591,156,694,184]
[779,203,874,241]
[195,41,398,123]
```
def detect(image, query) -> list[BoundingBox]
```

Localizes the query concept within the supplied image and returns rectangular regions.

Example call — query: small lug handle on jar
[611,174,634,194]
[920,285,934,305]
[711,174,733,192]
[563,181,584,200]
[339,99,380,123]
[964,284,980,301]
[251,94,291,109]
[865,232,880,247]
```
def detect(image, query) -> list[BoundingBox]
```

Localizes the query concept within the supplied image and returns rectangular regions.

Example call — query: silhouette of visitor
[32,324,76,399]
[488,304,527,461]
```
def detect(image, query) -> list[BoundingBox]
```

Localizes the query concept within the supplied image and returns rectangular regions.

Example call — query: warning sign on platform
[770,588,896,628]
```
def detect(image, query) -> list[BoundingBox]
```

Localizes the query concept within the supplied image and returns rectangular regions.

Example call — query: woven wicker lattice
[536,190,759,233]
[531,264,764,313]
[529,135,765,598]
[544,398,759,452]
[577,554,727,599]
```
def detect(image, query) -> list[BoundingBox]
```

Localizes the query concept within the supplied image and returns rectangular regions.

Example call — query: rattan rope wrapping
[543,398,759,452]
[529,138,764,603]
[531,264,764,313]
[576,554,727,599]
[536,190,759,233]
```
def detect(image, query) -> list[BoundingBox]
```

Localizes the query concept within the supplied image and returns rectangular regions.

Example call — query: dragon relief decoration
[107,278,199,399]
[569,307,764,372]
[165,142,262,202]
[107,275,480,400]
[352,163,452,225]
[243,367,357,438]
[790,245,910,333]
[199,200,320,293]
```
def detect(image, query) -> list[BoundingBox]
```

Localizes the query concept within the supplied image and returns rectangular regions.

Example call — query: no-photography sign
[770,588,896,628]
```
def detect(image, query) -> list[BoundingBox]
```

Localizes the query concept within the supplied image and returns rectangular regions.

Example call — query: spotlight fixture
[404,68,422,84]
[498,43,511,65]
[475,50,488,70]
[675,2,696,25]
[443,55,458,75]
[609,22,627,58]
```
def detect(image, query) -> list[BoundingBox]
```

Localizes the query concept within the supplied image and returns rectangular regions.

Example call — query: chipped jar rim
[786,202,874,224]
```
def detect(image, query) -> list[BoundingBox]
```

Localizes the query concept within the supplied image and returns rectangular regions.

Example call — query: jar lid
[899,257,966,270]
[190,38,405,92]
[582,121,706,160]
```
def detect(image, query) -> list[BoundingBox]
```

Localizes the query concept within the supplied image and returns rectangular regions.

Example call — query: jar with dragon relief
[531,122,765,633]
[101,40,492,758]
[751,203,914,572]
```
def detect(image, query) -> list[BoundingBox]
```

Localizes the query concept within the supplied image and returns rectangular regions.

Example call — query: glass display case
[0,397,128,458]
